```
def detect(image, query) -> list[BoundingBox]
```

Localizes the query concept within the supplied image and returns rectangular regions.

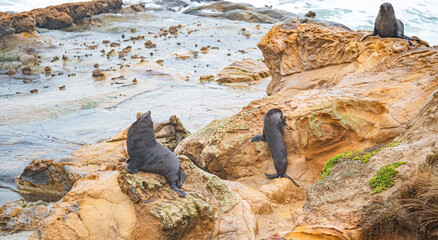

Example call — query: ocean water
[1,0,437,45]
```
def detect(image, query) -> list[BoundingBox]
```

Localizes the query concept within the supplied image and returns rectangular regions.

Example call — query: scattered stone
[62,55,68,60]
[130,28,136,33]
[144,40,156,48]
[44,66,51,73]
[68,73,76,77]
[132,78,137,84]
[200,46,209,54]
[200,75,214,83]
[169,25,178,34]
[94,63,99,68]
[50,56,59,62]
[305,11,316,18]
[156,59,164,66]
[30,89,38,94]
[102,40,110,44]
[130,35,144,41]
[57,72,63,75]
[110,42,120,47]
[22,66,31,75]
[59,85,65,90]
[92,69,105,79]
[111,76,124,80]
[5,70,16,75]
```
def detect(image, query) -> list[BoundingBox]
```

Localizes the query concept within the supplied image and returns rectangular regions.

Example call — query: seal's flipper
[264,173,279,179]
[250,134,266,142]
[282,174,300,187]
[125,161,140,174]
[177,168,187,189]
[281,116,287,133]
[170,182,187,197]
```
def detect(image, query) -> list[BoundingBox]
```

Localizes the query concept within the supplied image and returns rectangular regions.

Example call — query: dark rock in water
[305,11,316,18]
[0,199,50,233]
[184,1,298,24]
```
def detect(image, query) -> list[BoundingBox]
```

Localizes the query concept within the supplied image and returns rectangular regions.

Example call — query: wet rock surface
[0,0,122,37]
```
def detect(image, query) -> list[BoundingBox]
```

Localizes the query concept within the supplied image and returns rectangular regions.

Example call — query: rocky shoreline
[1,0,438,239]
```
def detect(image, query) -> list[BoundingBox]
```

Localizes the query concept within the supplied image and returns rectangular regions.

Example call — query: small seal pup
[126,111,187,197]
[250,108,300,187]
[362,2,420,42]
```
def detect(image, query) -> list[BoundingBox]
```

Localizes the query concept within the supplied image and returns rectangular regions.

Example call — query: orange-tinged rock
[216,58,270,84]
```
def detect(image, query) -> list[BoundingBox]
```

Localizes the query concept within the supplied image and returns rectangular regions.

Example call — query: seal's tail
[283,174,300,187]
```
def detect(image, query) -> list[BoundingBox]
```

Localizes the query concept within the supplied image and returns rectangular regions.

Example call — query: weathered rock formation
[216,58,270,84]
[0,199,50,233]
[0,0,123,37]
[16,115,190,198]
[30,157,258,240]
[176,23,438,188]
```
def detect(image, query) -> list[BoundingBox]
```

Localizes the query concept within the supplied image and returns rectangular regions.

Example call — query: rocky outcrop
[30,157,257,240]
[216,58,270,84]
[0,0,122,37]
[0,199,50,233]
[184,1,298,24]
[175,23,438,190]
[287,90,438,239]
[16,115,189,198]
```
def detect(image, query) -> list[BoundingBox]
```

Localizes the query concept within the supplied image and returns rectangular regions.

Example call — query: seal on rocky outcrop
[250,108,300,187]
[125,111,187,197]
[362,2,420,42]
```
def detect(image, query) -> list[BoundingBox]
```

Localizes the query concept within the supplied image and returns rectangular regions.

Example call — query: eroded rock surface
[176,23,438,190]
[0,199,50,234]
[0,0,122,37]
[216,58,270,84]
[30,157,257,240]
[16,115,190,198]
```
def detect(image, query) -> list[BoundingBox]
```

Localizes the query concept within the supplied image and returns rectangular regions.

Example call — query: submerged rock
[16,115,190,198]
[30,157,257,239]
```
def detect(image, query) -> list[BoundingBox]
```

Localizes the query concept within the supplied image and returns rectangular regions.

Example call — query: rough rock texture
[287,90,438,239]
[216,58,270,83]
[16,115,190,197]
[184,1,298,24]
[0,0,123,37]
[176,23,438,189]
[31,157,258,240]
[0,199,50,233]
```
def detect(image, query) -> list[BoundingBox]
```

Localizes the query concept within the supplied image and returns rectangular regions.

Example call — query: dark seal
[362,2,419,42]
[125,111,187,197]
[250,108,300,187]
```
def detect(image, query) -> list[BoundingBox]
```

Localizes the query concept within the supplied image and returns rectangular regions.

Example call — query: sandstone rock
[21,66,31,75]
[16,115,190,197]
[0,199,50,233]
[224,180,273,215]
[145,40,157,48]
[286,89,438,239]
[0,0,122,35]
[175,23,438,190]
[216,58,270,83]
[31,157,257,239]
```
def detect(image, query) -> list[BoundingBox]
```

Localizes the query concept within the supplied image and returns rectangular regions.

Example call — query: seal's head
[136,111,153,129]
[380,2,395,16]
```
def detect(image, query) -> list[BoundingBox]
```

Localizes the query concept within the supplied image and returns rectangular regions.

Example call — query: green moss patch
[369,162,407,195]
[321,140,402,180]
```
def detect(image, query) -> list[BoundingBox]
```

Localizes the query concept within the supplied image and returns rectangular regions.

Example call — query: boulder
[216,58,270,84]
[0,199,50,233]
[16,115,190,198]
[30,157,257,239]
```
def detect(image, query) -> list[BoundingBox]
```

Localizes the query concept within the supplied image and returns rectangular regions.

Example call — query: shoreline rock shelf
[0,0,123,37]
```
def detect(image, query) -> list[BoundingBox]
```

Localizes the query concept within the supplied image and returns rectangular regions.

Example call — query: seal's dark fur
[363,3,419,42]
[126,111,187,197]
[251,108,299,187]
